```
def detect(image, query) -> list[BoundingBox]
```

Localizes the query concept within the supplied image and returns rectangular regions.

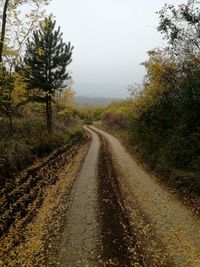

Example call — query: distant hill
[74,82,128,99]
[75,96,123,106]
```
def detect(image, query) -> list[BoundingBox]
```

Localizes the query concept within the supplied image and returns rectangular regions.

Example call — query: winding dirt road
[58,125,200,267]
[7,126,198,266]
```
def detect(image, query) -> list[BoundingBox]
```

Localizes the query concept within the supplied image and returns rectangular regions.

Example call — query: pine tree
[22,17,73,131]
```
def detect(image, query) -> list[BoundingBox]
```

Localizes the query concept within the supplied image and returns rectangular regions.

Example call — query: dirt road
[57,126,200,266]
[58,127,144,267]
[90,126,200,267]
[58,127,137,266]
[59,127,101,266]
[1,126,200,266]
[55,127,200,267]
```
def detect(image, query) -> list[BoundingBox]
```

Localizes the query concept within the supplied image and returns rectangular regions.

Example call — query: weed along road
[57,126,200,267]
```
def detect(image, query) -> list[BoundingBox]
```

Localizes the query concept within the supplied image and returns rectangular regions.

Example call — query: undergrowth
[0,115,85,180]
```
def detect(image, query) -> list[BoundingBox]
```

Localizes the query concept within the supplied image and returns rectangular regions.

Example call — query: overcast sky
[48,0,186,98]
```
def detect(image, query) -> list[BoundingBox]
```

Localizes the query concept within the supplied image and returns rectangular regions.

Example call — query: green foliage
[0,0,51,130]
[0,0,51,68]
[157,0,200,58]
[126,51,200,171]
[101,1,200,194]
[22,17,73,93]
[19,16,73,131]
[76,105,106,124]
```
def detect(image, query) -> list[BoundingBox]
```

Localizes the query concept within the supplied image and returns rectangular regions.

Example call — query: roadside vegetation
[0,1,87,183]
[0,1,90,263]
[99,1,200,195]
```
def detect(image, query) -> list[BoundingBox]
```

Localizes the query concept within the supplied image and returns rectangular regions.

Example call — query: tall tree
[0,0,50,130]
[0,0,9,64]
[157,0,200,63]
[157,0,200,130]
[22,17,73,131]
[0,0,51,68]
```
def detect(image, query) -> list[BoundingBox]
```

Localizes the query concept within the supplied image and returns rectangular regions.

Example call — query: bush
[102,112,128,129]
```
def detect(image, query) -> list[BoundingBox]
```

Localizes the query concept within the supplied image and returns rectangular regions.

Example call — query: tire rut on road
[91,126,200,267]
[97,134,143,267]
[59,127,144,267]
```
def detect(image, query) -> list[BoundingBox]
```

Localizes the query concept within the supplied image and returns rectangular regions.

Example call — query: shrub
[102,112,128,129]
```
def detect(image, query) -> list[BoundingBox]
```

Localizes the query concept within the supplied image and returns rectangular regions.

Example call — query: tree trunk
[49,94,52,131]
[45,93,49,131]
[45,93,52,133]
[0,0,9,64]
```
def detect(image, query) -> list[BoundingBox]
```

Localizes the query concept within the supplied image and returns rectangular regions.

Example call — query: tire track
[91,126,200,267]
[59,126,143,266]
[97,134,143,267]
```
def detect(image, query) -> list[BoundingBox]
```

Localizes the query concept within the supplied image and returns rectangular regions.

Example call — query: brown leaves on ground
[0,141,89,267]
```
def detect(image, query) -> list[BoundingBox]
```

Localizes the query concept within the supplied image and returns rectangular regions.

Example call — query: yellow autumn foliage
[12,72,28,105]
[131,51,178,118]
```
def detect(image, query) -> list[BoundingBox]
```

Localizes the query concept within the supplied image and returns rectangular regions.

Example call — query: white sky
[48,0,186,98]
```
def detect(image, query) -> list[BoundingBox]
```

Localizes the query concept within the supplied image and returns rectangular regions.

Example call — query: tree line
[101,0,200,194]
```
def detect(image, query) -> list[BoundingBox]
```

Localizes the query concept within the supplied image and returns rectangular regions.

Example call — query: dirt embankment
[0,133,89,266]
